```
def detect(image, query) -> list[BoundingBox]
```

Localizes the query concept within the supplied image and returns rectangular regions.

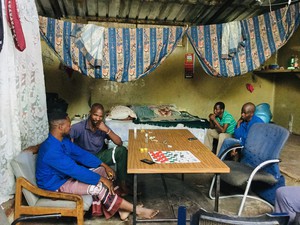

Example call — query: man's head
[241,102,256,122]
[89,103,105,126]
[48,111,70,136]
[213,102,225,117]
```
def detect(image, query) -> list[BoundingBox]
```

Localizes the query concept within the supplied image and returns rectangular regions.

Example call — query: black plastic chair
[190,208,289,225]
[0,205,61,225]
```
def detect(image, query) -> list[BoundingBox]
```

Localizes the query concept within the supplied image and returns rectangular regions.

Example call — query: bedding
[105,104,209,146]
[130,104,209,128]
[105,119,207,145]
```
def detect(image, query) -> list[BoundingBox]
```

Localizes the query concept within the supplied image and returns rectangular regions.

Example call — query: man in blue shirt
[70,103,130,195]
[218,102,264,158]
[36,111,159,220]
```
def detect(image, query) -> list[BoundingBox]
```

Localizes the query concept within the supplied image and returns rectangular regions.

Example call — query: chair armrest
[17,177,83,203]
[248,159,280,183]
[219,146,244,160]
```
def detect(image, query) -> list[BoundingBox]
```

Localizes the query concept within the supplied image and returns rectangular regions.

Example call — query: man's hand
[100,177,115,195]
[209,113,216,121]
[105,166,116,182]
[96,121,110,133]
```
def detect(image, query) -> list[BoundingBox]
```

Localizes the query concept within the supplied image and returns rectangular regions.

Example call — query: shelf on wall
[253,69,300,76]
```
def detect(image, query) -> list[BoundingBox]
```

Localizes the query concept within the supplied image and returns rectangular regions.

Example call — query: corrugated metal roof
[35,0,294,26]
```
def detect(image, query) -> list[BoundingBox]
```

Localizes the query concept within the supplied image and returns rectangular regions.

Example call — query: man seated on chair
[217,102,264,159]
[69,103,130,196]
[275,186,300,225]
[36,111,159,221]
[204,102,236,155]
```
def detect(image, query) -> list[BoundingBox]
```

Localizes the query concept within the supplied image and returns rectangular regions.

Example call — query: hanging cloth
[221,21,245,59]
[5,0,26,51]
[75,24,105,67]
[0,0,3,52]
[39,16,186,82]
[187,3,300,77]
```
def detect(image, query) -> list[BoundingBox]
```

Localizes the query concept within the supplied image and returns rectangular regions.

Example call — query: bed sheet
[106,119,207,146]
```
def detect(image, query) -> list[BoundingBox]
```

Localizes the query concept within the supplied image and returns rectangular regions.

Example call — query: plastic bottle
[290,55,295,68]
[294,55,298,69]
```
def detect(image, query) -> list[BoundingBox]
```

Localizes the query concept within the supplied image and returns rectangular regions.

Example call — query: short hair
[243,102,256,113]
[214,102,225,110]
[90,103,104,112]
[47,111,68,130]
[47,111,68,122]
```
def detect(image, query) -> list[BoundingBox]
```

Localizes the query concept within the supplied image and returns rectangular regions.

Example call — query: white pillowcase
[108,105,137,120]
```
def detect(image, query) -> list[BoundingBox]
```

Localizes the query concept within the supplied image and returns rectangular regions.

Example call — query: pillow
[108,105,137,120]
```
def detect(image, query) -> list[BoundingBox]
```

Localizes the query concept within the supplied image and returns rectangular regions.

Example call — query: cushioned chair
[10,151,93,225]
[190,208,289,225]
[209,123,289,216]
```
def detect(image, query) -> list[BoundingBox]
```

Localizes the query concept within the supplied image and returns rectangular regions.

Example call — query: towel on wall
[75,24,104,67]
[221,21,245,59]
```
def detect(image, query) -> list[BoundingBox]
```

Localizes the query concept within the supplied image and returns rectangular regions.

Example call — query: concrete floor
[2,133,300,225]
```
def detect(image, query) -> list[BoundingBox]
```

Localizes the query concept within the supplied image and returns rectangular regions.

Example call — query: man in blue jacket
[36,111,159,221]
[218,102,264,158]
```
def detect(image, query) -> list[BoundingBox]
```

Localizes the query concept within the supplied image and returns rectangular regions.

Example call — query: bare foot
[137,207,159,219]
[119,210,130,221]
[118,204,144,221]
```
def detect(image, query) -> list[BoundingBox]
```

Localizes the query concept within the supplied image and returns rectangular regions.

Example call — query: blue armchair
[209,123,289,216]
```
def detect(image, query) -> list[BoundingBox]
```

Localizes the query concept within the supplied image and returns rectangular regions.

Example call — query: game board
[148,150,200,163]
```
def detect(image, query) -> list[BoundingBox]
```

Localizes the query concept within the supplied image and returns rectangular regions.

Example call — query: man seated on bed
[70,103,130,196]
[204,101,236,155]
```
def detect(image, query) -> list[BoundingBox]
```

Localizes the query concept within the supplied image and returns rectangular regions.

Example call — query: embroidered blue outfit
[218,115,264,157]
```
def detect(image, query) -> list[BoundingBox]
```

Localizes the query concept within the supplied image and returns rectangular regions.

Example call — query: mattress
[105,119,207,146]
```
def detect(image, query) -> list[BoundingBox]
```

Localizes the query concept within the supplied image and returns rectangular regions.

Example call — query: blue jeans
[218,138,242,158]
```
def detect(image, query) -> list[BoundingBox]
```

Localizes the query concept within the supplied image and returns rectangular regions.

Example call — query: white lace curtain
[0,0,48,204]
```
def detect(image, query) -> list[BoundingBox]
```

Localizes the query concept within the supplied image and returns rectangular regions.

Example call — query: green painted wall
[274,28,300,134]
[42,38,275,124]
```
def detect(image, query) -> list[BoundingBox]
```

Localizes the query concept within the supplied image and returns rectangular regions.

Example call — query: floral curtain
[0,0,48,204]
[187,3,300,77]
[39,16,186,82]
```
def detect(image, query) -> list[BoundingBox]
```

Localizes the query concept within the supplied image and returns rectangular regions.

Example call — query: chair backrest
[10,151,39,206]
[190,208,289,225]
[241,123,289,179]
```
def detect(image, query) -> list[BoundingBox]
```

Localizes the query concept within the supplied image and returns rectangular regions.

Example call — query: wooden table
[127,129,229,224]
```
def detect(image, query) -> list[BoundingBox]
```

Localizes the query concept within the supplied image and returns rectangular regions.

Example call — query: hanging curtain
[39,16,186,82]
[0,0,48,204]
[187,3,300,77]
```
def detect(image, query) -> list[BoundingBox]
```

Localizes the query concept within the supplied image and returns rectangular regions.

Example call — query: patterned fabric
[5,0,26,51]
[39,16,185,82]
[187,3,300,77]
[0,0,48,204]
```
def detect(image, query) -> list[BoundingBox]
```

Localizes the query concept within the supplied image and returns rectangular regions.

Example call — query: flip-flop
[120,204,144,221]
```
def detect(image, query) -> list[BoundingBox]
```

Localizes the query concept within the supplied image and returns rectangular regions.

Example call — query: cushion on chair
[11,151,39,206]
[11,151,93,210]
[221,161,277,187]
[36,195,93,211]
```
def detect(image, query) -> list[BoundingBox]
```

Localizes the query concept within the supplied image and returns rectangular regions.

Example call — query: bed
[105,104,209,146]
